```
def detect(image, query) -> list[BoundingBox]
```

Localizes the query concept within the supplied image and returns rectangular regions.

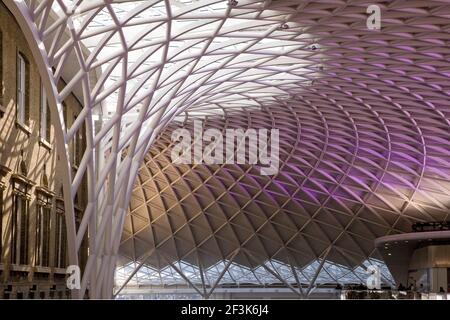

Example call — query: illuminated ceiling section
[115,258,394,298]
[53,0,313,129]
[8,0,322,298]
[6,0,450,299]
[117,0,450,294]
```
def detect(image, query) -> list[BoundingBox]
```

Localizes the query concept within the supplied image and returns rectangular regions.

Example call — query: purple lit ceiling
[119,0,450,288]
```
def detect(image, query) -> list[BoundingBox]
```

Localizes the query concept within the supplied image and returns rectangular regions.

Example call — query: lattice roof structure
[115,258,395,298]
[4,0,450,299]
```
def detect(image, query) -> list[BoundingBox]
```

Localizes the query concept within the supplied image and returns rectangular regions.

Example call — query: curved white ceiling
[117,0,450,291]
[7,0,450,297]
[47,0,328,143]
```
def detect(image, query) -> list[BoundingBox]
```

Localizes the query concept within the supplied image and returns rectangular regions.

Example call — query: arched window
[55,186,67,269]
[35,167,52,267]
[40,84,51,142]
[55,197,67,269]
[16,52,30,126]
[0,29,4,116]
[35,186,52,267]
[73,114,83,167]
[11,170,33,265]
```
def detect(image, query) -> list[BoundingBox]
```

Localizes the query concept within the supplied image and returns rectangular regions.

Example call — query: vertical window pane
[17,54,27,124]
[54,213,60,267]
[11,196,19,264]
[55,212,67,268]
[19,196,28,265]
[43,207,50,266]
[0,189,2,260]
[11,194,28,265]
[17,54,29,125]
[46,104,51,141]
[17,55,24,122]
[24,59,30,122]
[61,215,67,267]
[41,85,47,139]
[36,205,42,266]
[36,204,51,267]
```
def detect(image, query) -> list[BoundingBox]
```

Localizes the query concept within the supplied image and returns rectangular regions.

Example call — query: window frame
[0,30,4,115]
[10,174,34,266]
[11,191,29,265]
[16,52,30,130]
[55,199,67,269]
[72,115,84,167]
[35,194,52,267]
[40,83,51,145]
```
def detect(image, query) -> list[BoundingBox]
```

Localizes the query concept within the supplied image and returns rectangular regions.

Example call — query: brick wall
[0,0,88,299]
